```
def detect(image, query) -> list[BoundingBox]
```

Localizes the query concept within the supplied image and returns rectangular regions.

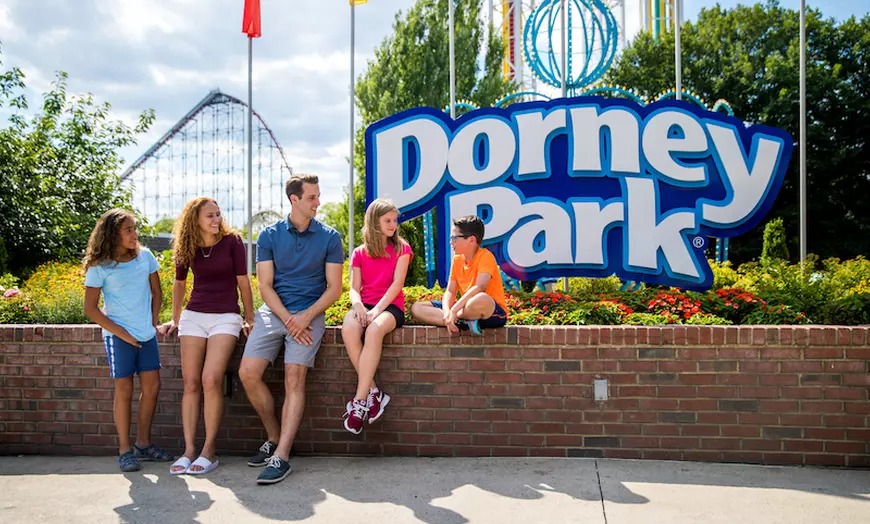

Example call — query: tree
[151,217,176,235]
[320,0,516,285]
[0,53,154,274]
[761,217,790,264]
[604,1,869,262]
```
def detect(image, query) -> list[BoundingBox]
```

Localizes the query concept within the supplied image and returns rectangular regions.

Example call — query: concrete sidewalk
[0,456,867,523]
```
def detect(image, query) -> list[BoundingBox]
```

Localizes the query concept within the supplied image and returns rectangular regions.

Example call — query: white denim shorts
[178,309,243,339]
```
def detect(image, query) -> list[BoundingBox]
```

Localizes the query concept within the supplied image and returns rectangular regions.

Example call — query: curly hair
[171,197,235,267]
[363,198,405,258]
[82,209,139,269]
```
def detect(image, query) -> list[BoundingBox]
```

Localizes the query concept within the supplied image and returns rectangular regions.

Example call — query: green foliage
[21,261,87,324]
[567,275,623,295]
[624,312,676,325]
[0,289,33,324]
[0,237,8,274]
[820,292,870,325]
[585,300,628,325]
[710,260,740,289]
[684,313,733,326]
[152,218,175,235]
[745,305,810,325]
[605,1,870,262]
[4,254,868,326]
[321,0,516,286]
[0,52,155,274]
[761,217,790,264]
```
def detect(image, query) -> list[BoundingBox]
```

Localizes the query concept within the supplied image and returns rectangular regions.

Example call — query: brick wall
[1,325,867,466]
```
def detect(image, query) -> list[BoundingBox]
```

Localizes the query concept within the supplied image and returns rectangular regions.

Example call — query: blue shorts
[103,335,161,379]
[430,300,508,329]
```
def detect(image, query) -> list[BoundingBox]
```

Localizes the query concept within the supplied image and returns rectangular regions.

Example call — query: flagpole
[799,0,807,264]
[449,0,455,119]
[349,2,357,280]
[247,35,254,274]
[674,0,682,100]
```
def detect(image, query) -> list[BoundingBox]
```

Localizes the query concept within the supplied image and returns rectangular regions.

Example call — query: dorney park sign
[364,96,793,291]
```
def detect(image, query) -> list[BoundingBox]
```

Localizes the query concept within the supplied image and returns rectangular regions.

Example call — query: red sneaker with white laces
[343,399,368,434]
[367,387,391,424]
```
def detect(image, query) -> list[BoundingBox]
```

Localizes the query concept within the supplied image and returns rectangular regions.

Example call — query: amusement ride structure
[120,90,292,231]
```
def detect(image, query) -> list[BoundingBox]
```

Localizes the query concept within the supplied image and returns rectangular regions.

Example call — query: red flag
[242,0,261,38]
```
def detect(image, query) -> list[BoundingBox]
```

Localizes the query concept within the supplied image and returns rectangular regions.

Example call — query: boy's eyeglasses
[449,234,470,242]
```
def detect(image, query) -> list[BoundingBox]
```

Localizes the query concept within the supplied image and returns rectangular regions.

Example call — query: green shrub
[685,313,732,325]
[710,260,740,288]
[761,217,789,264]
[0,273,20,290]
[745,305,810,325]
[568,275,622,295]
[585,300,627,325]
[623,312,676,325]
[22,261,87,324]
[820,292,870,325]
[0,288,33,323]
[4,254,869,326]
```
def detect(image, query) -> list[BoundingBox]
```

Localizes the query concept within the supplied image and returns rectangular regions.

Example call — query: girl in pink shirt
[342,199,412,434]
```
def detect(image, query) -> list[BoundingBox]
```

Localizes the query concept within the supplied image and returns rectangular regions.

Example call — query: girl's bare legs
[341,311,364,376]
[189,334,236,472]
[342,311,379,399]
[175,337,206,471]
[135,369,161,448]
[114,377,134,454]
[355,313,397,400]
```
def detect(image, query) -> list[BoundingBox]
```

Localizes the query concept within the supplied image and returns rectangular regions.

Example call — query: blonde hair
[363,199,404,258]
[82,209,139,269]
[171,197,235,267]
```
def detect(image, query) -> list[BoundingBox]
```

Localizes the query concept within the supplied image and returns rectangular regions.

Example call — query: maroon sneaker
[343,399,368,434]
[367,387,391,424]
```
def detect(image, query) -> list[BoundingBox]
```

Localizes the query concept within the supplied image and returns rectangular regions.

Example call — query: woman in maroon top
[158,197,254,475]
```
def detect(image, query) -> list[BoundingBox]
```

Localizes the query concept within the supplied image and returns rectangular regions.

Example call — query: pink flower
[3,288,21,298]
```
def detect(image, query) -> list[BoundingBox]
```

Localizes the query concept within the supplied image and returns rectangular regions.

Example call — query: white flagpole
[449,0,455,119]
[674,0,682,100]
[799,0,807,263]
[247,36,254,273]
[349,2,357,278]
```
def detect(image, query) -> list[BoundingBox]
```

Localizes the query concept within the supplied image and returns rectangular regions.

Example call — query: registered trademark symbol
[692,237,705,249]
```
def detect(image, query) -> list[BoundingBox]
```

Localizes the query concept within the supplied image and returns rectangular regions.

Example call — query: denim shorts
[104,335,161,379]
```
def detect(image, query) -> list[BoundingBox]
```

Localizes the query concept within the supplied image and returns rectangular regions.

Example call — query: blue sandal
[118,450,141,472]
[133,443,174,462]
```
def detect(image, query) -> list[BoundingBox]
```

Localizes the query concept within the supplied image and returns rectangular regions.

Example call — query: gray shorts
[242,305,326,368]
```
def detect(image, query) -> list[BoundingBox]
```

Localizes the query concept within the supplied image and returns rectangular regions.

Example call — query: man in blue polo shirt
[239,173,343,485]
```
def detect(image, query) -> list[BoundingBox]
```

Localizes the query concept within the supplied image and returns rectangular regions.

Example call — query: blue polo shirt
[256,217,343,312]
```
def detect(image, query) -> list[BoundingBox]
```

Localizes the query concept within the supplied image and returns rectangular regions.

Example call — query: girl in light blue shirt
[83,209,173,472]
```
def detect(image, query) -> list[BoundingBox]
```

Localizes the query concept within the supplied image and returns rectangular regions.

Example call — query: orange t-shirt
[448,247,508,313]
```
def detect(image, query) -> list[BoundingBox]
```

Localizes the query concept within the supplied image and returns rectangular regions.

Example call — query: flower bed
[2,254,869,326]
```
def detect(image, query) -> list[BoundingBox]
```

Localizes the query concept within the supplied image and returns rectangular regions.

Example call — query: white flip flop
[186,456,219,475]
[169,456,192,475]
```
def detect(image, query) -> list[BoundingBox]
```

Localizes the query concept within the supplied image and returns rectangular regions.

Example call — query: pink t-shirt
[351,242,413,311]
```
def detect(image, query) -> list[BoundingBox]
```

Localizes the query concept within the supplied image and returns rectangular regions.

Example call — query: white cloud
[97,0,197,44]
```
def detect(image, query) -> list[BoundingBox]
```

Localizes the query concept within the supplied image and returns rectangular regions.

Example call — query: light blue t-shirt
[84,248,160,341]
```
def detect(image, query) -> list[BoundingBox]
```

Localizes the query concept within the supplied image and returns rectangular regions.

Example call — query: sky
[1,0,866,209]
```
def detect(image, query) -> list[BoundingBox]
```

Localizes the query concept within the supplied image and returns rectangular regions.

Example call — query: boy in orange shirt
[410,215,508,334]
